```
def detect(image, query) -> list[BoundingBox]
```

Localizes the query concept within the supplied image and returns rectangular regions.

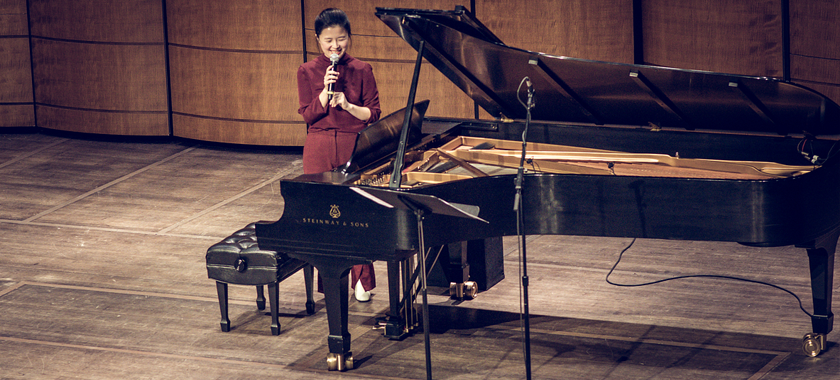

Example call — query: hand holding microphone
[327,53,340,102]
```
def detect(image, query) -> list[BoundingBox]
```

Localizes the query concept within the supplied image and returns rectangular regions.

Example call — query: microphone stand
[513,77,534,380]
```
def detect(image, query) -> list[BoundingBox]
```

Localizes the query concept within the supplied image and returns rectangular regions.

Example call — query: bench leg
[268,282,280,335]
[304,264,315,315]
[216,281,231,332]
[256,285,266,310]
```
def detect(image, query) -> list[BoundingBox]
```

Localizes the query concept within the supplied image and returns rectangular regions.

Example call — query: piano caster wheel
[802,333,826,357]
[345,354,354,370]
[326,352,354,371]
[449,281,478,299]
[463,281,477,299]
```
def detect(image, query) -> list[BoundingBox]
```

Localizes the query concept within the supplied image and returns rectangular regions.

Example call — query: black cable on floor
[605,238,814,318]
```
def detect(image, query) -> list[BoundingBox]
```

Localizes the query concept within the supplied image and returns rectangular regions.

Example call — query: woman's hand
[331,91,371,122]
[330,91,349,109]
[323,66,339,90]
[318,66,339,107]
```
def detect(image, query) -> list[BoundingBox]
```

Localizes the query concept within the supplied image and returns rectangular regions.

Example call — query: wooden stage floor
[0,131,837,379]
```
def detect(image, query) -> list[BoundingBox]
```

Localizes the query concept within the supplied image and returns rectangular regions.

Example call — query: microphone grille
[330,53,340,64]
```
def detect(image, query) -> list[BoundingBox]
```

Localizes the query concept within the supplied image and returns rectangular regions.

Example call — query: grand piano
[256,6,839,370]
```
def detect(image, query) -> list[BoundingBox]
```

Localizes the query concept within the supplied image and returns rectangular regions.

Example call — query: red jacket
[296,54,381,133]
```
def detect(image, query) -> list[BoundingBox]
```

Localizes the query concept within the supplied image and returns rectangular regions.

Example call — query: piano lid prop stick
[389,40,425,190]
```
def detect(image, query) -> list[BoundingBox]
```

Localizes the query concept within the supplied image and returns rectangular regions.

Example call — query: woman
[296,8,381,302]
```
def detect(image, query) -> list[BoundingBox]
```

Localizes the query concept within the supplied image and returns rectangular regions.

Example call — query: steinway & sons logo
[300,204,370,228]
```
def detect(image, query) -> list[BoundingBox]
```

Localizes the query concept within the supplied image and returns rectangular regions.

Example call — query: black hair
[315,8,351,37]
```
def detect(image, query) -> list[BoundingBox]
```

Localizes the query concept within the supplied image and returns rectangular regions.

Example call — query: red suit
[297,53,381,291]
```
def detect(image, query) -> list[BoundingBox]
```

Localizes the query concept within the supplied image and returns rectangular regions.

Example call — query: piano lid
[375,7,840,136]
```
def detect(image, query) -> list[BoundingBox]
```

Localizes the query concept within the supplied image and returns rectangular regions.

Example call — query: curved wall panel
[28,0,163,43]
[476,0,634,63]
[28,0,168,135]
[172,114,303,146]
[0,0,34,128]
[167,0,305,146]
[167,0,292,50]
[0,0,28,35]
[32,40,166,111]
[168,46,304,145]
[475,0,634,120]
[790,0,840,106]
[36,107,166,135]
[642,0,782,77]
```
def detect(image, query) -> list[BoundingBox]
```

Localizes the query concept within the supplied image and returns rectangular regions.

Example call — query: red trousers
[304,130,376,291]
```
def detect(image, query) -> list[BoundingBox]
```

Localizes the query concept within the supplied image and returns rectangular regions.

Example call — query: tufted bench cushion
[206,223,314,335]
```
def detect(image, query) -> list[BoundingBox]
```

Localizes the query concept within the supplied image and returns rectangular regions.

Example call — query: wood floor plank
[0,139,192,221]
[30,147,297,232]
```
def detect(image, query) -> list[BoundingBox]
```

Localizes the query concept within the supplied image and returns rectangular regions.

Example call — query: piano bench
[206,223,315,335]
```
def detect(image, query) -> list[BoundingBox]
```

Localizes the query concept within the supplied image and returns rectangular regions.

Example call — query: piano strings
[353,136,817,187]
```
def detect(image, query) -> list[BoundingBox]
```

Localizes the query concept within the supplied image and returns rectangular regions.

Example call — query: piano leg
[798,228,838,357]
[322,272,353,371]
[298,257,361,371]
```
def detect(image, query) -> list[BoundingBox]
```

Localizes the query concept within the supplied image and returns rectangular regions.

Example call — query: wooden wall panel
[28,0,168,135]
[0,0,28,35]
[474,0,634,120]
[32,39,167,111]
[0,38,34,127]
[791,0,840,60]
[0,0,34,128]
[28,0,163,43]
[790,0,840,106]
[791,55,840,107]
[168,46,299,122]
[172,114,305,146]
[476,0,634,63]
[36,106,168,135]
[371,59,477,121]
[642,0,783,77]
[0,105,34,127]
[0,40,34,127]
[167,0,305,146]
[167,0,300,50]
[0,38,31,103]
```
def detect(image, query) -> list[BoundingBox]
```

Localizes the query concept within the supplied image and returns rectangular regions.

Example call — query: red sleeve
[361,64,381,125]
[297,65,327,126]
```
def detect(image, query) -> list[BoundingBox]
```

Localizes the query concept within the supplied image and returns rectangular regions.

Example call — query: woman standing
[296,8,381,301]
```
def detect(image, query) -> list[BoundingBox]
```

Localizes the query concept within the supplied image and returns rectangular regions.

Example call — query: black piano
[256,6,838,370]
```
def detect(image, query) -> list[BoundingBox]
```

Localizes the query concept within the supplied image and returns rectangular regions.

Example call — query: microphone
[524,76,534,109]
[327,53,339,102]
